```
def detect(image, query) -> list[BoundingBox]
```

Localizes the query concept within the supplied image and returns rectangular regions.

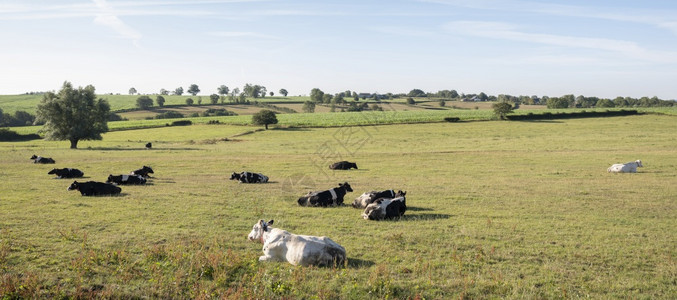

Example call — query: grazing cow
[607,160,643,173]
[131,166,154,178]
[329,161,358,170]
[48,168,84,179]
[362,196,407,220]
[30,155,55,164]
[107,174,147,185]
[230,171,269,183]
[297,182,353,207]
[145,142,152,149]
[67,181,121,196]
[247,219,346,267]
[352,190,406,208]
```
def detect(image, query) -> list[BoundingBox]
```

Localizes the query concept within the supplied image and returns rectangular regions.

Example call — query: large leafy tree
[492,102,514,120]
[136,95,153,109]
[187,84,200,96]
[279,88,288,97]
[217,85,229,96]
[174,87,184,96]
[36,81,110,149]
[252,109,278,129]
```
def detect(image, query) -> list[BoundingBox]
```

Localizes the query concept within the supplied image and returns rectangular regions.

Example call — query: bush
[108,113,126,121]
[0,128,41,141]
[171,120,192,126]
[406,98,415,105]
[136,96,153,109]
[444,117,460,122]
[155,111,184,119]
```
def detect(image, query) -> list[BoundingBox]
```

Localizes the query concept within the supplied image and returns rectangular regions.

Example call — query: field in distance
[0,114,675,298]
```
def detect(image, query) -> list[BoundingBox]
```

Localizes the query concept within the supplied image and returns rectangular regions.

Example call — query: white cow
[607,160,643,173]
[247,219,346,267]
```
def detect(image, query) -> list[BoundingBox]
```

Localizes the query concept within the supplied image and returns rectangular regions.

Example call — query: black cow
[361,196,407,220]
[131,166,154,178]
[329,161,358,170]
[48,168,84,179]
[145,142,152,149]
[230,172,269,183]
[352,190,406,208]
[107,174,147,185]
[67,181,121,196]
[297,182,353,207]
[30,155,55,164]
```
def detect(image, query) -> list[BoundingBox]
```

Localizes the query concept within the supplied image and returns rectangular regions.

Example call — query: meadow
[0,113,676,298]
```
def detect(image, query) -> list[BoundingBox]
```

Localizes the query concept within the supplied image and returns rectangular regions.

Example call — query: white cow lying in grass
[247,219,346,267]
[607,160,643,173]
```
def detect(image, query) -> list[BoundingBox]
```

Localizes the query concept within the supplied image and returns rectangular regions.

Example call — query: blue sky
[1,0,676,99]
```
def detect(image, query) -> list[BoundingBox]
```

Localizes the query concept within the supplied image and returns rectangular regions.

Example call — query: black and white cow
[107,174,147,185]
[131,166,154,178]
[30,155,55,164]
[329,161,358,170]
[352,190,406,208]
[145,142,152,149]
[297,182,353,207]
[362,196,407,220]
[48,168,84,179]
[67,181,121,196]
[230,172,269,183]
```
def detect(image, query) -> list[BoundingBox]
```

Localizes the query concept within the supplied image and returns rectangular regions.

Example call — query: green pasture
[1,114,675,298]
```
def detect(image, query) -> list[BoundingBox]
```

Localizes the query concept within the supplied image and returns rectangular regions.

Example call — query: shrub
[406,98,415,105]
[136,96,153,109]
[0,128,41,141]
[171,120,192,126]
[155,111,184,119]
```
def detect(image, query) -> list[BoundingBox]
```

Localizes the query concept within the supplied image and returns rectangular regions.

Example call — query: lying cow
[352,190,406,208]
[607,160,643,173]
[297,182,353,207]
[145,142,152,149]
[247,219,346,267]
[48,168,84,179]
[30,155,55,164]
[107,174,147,185]
[67,181,121,196]
[362,196,407,220]
[131,166,154,178]
[230,171,269,183]
[329,161,358,170]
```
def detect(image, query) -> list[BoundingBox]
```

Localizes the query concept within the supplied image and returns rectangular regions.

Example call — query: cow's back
[286,234,346,266]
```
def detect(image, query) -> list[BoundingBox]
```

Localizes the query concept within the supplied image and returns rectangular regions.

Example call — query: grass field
[1,113,675,298]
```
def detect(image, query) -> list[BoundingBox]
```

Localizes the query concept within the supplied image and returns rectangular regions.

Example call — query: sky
[1,0,676,99]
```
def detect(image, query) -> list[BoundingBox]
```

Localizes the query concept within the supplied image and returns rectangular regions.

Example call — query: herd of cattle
[32,154,644,267]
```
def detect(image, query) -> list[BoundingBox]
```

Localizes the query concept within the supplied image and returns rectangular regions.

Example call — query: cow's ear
[338,183,343,186]
[267,220,274,226]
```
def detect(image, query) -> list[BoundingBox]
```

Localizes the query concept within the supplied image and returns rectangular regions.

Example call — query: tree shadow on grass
[346,257,375,269]
[83,147,201,151]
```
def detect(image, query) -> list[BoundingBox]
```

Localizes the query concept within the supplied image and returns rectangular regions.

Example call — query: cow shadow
[407,206,433,212]
[346,258,375,269]
[399,213,451,221]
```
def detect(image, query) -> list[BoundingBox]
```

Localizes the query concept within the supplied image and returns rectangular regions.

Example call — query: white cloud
[92,0,142,42]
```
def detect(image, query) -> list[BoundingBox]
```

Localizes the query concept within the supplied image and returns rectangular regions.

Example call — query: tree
[243,84,264,98]
[128,87,137,95]
[439,99,446,107]
[492,102,513,120]
[252,109,278,129]
[406,97,416,105]
[210,94,220,104]
[478,92,488,101]
[186,98,194,105]
[407,89,426,97]
[174,87,184,96]
[136,95,153,109]
[187,84,200,96]
[156,95,165,107]
[269,91,274,97]
[160,88,169,95]
[217,85,229,96]
[36,81,110,149]
[279,89,288,97]
[310,88,324,103]
[303,101,316,113]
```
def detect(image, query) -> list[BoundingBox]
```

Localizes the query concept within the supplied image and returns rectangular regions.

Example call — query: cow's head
[636,160,643,167]
[351,163,358,169]
[67,181,80,191]
[48,169,58,175]
[339,182,353,192]
[106,175,114,183]
[143,166,154,174]
[396,190,407,197]
[248,219,273,242]
[229,172,240,180]
[30,155,38,160]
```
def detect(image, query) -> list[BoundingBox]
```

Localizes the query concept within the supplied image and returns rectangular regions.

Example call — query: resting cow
[352,190,406,208]
[329,161,358,170]
[247,219,346,267]
[607,160,643,173]
[362,196,407,220]
[107,174,147,185]
[30,155,55,164]
[230,171,269,183]
[67,181,121,196]
[145,142,152,149]
[131,166,154,178]
[297,182,353,207]
[48,168,84,179]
